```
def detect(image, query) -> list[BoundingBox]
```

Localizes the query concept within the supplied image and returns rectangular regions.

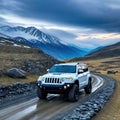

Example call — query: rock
[0,72,3,77]
[20,60,59,75]
[107,70,118,74]
[0,85,5,89]
[6,68,27,78]
[0,81,37,102]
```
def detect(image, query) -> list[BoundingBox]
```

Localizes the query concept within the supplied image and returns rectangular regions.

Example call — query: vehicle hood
[42,73,77,78]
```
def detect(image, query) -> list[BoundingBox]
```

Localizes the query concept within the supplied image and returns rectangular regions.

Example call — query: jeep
[37,63,92,102]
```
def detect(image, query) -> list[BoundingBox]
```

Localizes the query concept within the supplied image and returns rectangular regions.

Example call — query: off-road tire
[68,84,79,102]
[84,80,92,94]
[37,87,47,99]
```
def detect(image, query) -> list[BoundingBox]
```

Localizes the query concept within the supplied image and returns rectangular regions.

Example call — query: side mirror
[78,69,84,74]
[47,69,49,72]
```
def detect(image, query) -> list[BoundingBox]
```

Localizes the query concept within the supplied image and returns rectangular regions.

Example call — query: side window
[82,65,88,72]
[78,65,88,74]
[78,68,84,74]
[84,67,88,72]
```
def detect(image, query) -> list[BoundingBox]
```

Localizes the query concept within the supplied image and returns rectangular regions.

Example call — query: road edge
[52,74,116,120]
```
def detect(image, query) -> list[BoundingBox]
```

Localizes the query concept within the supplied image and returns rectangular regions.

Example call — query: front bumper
[37,83,73,94]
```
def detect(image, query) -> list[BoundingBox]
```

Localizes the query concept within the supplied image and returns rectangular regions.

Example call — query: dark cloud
[1,0,120,32]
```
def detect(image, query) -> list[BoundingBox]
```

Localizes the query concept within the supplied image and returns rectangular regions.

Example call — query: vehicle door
[78,65,89,88]
[78,67,86,88]
[82,66,89,86]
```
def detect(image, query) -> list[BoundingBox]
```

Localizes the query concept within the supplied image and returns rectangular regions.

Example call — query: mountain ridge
[69,42,120,62]
[0,25,88,60]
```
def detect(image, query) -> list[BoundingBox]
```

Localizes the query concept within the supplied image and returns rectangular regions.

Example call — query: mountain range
[0,26,89,60]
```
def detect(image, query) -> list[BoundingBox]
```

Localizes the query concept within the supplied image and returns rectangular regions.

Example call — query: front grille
[45,78,61,83]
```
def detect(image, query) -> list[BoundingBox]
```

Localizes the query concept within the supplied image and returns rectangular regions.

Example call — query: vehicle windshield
[49,65,76,73]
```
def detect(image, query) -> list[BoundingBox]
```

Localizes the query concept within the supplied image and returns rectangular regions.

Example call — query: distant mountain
[69,42,120,61]
[0,26,89,60]
[88,46,104,54]
[41,28,77,45]
[0,33,10,38]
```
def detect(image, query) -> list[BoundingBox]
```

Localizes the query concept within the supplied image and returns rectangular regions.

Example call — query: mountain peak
[26,26,39,32]
[0,25,89,59]
[0,25,60,44]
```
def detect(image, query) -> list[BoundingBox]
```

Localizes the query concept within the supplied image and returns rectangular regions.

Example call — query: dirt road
[0,75,104,120]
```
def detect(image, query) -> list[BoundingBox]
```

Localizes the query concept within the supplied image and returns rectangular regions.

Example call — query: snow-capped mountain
[0,26,60,44]
[0,25,89,59]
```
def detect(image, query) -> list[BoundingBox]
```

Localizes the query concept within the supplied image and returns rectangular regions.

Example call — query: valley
[0,1,120,119]
[0,25,120,120]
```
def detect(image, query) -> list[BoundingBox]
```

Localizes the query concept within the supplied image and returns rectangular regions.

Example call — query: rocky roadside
[53,74,116,120]
[0,82,37,109]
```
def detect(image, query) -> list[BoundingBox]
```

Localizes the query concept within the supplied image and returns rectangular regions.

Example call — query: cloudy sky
[0,0,120,48]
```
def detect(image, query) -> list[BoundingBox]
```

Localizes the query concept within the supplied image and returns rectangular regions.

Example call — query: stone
[6,68,27,78]
[0,72,4,77]
[107,70,118,74]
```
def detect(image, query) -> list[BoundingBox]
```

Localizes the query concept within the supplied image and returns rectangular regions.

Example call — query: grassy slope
[0,45,47,71]
[88,58,120,120]
[0,38,58,85]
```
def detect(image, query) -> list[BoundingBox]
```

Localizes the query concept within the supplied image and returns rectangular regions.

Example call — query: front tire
[84,80,92,94]
[37,87,47,99]
[68,84,79,102]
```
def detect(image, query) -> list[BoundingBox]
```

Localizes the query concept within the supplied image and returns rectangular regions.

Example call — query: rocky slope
[0,37,59,75]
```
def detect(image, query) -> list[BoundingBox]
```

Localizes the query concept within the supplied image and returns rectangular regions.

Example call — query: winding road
[0,74,104,120]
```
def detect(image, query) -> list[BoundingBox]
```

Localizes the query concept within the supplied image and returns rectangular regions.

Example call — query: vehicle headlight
[61,77,73,82]
[38,76,44,81]
[65,77,73,81]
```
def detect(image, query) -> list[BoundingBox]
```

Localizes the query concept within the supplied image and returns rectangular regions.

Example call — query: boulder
[107,69,118,74]
[6,68,27,78]
[0,72,3,77]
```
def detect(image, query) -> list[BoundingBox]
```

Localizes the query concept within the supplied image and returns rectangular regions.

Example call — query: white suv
[37,63,92,102]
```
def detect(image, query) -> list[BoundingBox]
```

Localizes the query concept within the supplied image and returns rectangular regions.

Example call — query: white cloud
[76,33,120,40]
[75,32,120,48]
[0,13,49,28]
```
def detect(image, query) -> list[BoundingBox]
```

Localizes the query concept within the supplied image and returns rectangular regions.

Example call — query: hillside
[0,37,59,75]
[69,42,120,62]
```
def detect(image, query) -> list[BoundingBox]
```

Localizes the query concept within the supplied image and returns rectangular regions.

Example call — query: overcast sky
[0,0,120,48]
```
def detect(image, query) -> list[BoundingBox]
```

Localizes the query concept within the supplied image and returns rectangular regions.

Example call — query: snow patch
[13,44,21,47]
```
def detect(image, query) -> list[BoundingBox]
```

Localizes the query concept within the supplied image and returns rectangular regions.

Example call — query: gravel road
[0,74,115,120]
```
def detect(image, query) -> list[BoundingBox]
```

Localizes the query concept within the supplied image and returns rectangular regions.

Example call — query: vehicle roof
[55,62,86,66]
